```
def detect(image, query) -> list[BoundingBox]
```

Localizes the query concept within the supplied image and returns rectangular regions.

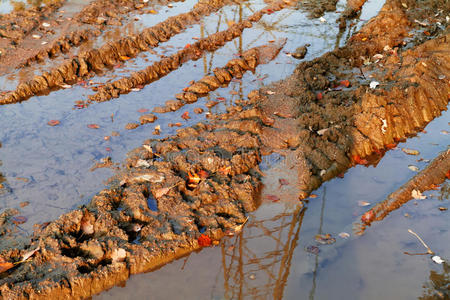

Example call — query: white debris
[373,53,383,60]
[412,189,426,200]
[42,22,50,27]
[319,17,326,23]
[381,119,387,134]
[317,128,329,136]
[370,81,380,89]
[432,255,444,264]
[32,34,42,39]
[135,159,150,168]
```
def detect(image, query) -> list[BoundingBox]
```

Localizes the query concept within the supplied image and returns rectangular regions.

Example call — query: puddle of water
[0,0,449,298]
[96,109,449,300]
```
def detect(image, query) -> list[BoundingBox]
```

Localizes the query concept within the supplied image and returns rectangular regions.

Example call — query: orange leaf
[340,80,350,88]
[181,111,190,120]
[188,171,201,185]
[446,170,450,180]
[198,170,209,179]
[0,262,14,274]
[353,155,368,165]
[87,124,100,129]
[120,55,131,61]
[138,108,149,113]
[218,166,231,175]
[47,120,60,126]
[385,143,397,149]
[198,234,212,247]
[216,97,226,101]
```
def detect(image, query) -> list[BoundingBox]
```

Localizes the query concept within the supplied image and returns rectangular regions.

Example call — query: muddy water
[0,0,448,298]
[97,111,449,300]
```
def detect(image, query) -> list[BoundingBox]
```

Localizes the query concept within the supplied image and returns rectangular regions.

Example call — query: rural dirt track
[0,0,448,298]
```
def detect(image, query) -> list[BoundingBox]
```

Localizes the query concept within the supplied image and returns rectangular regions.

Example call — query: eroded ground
[0,0,448,299]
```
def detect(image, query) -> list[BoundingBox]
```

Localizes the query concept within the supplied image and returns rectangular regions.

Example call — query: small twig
[403,251,429,256]
[408,229,434,255]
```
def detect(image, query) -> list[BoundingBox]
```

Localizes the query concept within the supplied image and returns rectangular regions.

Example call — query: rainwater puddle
[97,105,449,300]
[0,0,448,298]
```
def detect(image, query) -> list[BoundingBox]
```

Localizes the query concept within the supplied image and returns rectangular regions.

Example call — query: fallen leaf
[432,255,444,264]
[309,194,318,199]
[131,88,141,92]
[369,81,379,89]
[305,245,319,254]
[42,22,50,27]
[47,120,60,126]
[216,97,226,101]
[279,178,289,186]
[153,187,171,199]
[87,124,100,129]
[317,128,328,136]
[11,216,27,225]
[338,232,350,239]
[385,143,397,149]
[32,34,42,39]
[315,234,335,244]
[340,80,350,88]
[266,90,275,95]
[266,194,280,202]
[358,201,370,207]
[408,165,419,172]
[198,170,209,179]
[441,130,449,135]
[218,166,231,175]
[21,247,40,263]
[0,262,14,274]
[188,171,201,186]
[411,189,426,200]
[198,234,212,247]
[61,84,72,89]
[353,155,368,165]
[439,207,447,211]
[181,111,190,120]
[138,108,149,113]
[402,148,420,155]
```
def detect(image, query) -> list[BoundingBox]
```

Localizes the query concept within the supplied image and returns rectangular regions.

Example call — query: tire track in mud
[88,0,293,104]
[0,0,241,105]
[124,40,286,129]
[0,0,449,298]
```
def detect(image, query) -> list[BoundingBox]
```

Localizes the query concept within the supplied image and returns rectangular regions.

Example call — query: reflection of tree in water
[218,205,306,299]
[419,263,449,300]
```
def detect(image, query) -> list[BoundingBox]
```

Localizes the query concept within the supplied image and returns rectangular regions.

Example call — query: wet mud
[0,0,240,105]
[0,0,449,298]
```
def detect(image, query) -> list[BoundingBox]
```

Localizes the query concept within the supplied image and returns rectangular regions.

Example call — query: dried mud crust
[0,0,449,299]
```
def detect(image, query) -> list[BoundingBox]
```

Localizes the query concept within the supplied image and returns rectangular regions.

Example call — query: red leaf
[181,111,190,120]
[266,194,280,202]
[47,120,60,126]
[138,108,149,113]
[87,124,100,129]
[198,170,209,179]
[184,43,191,49]
[279,178,289,186]
[353,155,368,165]
[198,234,212,247]
[216,97,226,101]
[339,80,350,88]
[316,92,323,100]
[0,262,14,274]
[105,147,112,152]
[385,143,397,149]
[446,170,450,180]
[11,216,27,225]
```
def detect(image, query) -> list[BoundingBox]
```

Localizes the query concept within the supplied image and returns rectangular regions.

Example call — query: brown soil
[0,0,449,299]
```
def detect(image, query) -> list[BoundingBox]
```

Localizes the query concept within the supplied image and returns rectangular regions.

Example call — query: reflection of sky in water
[0,0,448,297]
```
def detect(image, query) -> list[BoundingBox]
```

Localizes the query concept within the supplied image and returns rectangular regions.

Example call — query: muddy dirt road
[0,0,449,299]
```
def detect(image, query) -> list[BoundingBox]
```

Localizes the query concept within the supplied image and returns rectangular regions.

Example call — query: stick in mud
[358,149,450,233]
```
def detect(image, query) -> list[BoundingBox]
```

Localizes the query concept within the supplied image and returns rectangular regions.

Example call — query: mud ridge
[0,0,448,298]
[89,0,293,104]
[0,0,240,105]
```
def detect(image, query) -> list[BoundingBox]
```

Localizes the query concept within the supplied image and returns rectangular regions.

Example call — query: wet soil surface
[0,0,449,298]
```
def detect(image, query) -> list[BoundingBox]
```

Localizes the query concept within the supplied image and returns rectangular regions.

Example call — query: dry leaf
[153,187,171,199]
[315,234,335,244]
[0,262,14,274]
[111,248,127,263]
[198,234,212,247]
[266,194,280,202]
[358,201,370,207]
[402,148,420,155]
[47,120,60,126]
[87,124,100,129]
[408,165,419,172]
[21,247,40,263]
[338,232,350,239]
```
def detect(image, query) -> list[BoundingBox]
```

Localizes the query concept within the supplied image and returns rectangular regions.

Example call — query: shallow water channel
[0,0,448,298]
